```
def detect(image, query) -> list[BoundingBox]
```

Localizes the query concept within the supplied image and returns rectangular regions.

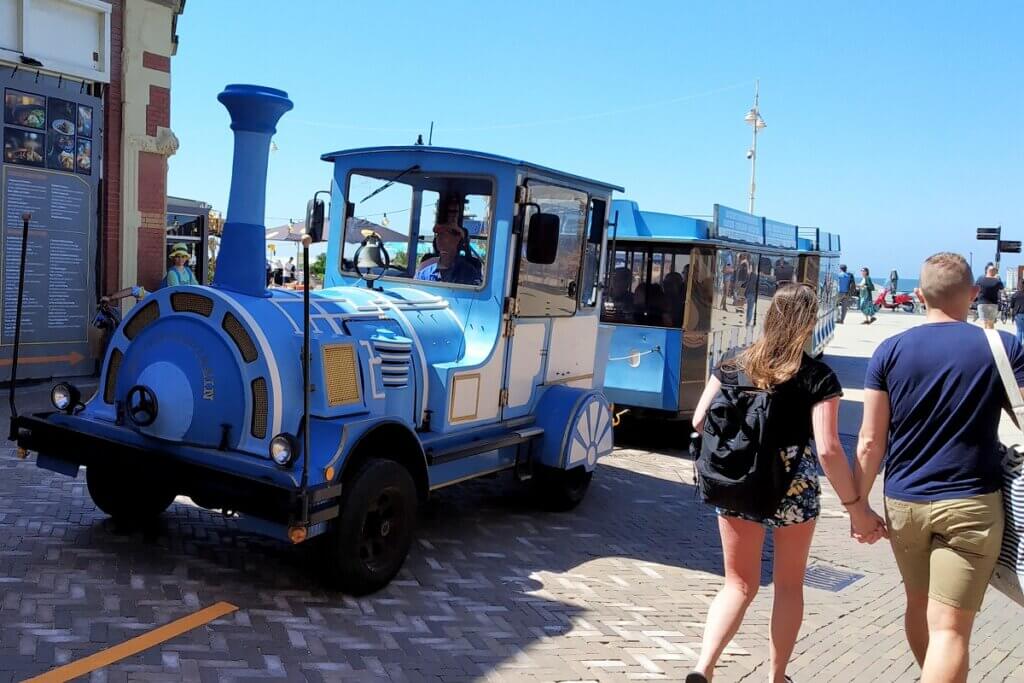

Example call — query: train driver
[415,222,483,286]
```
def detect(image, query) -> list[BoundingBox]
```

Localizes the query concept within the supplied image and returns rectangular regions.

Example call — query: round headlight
[50,383,79,412]
[270,434,296,466]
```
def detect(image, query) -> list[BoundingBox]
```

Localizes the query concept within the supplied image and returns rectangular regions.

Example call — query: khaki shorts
[884,492,1004,611]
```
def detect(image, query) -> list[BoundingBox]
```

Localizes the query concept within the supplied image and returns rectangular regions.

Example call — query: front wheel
[323,459,417,595]
[532,465,593,512]
[901,302,916,313]
[85,463,176,524]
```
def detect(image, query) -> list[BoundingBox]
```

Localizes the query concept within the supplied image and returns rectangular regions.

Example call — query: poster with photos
[3,127,45,167]
[4,89,46,130]
[46,128,76,172]
[77,104,92,138]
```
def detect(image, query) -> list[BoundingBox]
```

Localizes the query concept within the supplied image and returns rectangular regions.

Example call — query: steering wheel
[126,384,159,427]
[353,236,391,281]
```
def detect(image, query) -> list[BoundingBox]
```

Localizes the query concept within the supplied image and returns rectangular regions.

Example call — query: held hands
[847,502,888,544]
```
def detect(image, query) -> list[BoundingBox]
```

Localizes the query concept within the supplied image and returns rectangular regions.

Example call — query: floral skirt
[718,445,821,528]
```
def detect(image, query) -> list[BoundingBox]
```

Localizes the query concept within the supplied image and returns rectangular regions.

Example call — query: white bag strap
[984,329,1024,440]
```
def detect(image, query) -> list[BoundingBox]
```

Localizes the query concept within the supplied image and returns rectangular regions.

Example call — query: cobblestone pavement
[1,315,1023,682]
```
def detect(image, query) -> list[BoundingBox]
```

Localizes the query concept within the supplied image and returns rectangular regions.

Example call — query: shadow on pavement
[0,450,736,681]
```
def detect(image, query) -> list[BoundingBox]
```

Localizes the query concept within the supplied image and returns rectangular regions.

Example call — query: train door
[502,181,590,419]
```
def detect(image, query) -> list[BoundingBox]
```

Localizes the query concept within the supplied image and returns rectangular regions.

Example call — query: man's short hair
[839,264,847,272]
[919,252,973,307]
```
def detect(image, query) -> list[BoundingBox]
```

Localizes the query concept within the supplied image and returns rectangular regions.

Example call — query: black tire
[902,302,916,313]
[85,463,176,523]
[324,459,417,595]
[533,465,593,512]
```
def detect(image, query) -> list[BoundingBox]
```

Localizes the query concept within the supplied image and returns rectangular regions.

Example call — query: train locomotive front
[9,84,621,594]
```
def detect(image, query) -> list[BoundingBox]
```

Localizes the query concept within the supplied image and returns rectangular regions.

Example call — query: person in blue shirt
[856,252,1021,681]
[414,223,482,286]
[162,243,198,287]
[835,264,855,323]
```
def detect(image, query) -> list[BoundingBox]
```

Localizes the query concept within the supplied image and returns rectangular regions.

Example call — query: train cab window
[515,184,587,317]
[579,198,607,308]
[342,171,492,288]
[715,249,759,329]
[601,245,690,328]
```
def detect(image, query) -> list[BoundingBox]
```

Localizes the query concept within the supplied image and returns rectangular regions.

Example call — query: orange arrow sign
[0,351,85,366]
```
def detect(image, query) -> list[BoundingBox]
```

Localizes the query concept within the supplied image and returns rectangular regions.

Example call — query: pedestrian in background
[975,264,1003,330]
[856,252,1016,683]
[858,267,877,324]
[1011,282,1024,344]
[686,283,885,683]
[889,269,900,304]
[836,264,854,323]
[162,243,198,287]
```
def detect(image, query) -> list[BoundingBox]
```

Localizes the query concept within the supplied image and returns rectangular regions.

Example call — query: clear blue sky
[167,1,1023,279]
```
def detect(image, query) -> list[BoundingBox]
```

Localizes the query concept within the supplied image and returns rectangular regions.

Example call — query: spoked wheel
[86,462,176,525]
[324,459,417,595]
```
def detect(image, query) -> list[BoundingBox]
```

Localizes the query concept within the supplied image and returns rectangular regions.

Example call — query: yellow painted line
[22,601,238,683]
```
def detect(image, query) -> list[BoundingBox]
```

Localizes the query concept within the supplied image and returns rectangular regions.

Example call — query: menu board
[0,67,101,380]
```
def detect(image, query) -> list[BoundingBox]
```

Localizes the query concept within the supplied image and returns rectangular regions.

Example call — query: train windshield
[601,244,691,327]
[342,171,492,288]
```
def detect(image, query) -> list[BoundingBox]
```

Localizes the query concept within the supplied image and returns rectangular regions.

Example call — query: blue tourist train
[600,200,841,422]
[7,84,620,594]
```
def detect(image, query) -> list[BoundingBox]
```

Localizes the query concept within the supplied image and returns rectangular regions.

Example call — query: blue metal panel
[610,200,708,240]
[764,219,798,249]
[713,205,764,245]
[602,326,679,411]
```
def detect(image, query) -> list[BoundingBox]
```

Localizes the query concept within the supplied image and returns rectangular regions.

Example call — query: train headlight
[50,383,80,413]
[270,434,297,466]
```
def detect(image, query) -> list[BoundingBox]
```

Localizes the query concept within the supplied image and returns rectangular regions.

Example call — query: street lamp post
[744,80,766,214]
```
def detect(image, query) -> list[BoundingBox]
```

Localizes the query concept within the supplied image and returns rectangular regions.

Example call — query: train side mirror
[305,197,325,242]
[526,212,559,265]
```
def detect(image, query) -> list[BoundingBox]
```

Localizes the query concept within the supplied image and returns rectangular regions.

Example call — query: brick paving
[0,314,1022,682]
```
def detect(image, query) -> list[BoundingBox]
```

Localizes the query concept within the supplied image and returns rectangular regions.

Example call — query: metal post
[995,225,1002,274]
[748,120,758,214]
[300,234,312,525]
[8,213,31,429]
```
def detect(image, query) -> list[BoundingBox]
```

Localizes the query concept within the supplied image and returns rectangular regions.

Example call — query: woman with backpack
[686,283,886,683]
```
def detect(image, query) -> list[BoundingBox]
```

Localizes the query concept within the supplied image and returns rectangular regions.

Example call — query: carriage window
[515,183,587,317]
[714,249,758,330]
[601,245,690,327]
[342,171,492,288]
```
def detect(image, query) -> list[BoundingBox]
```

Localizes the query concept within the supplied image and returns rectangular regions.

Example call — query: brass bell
[356,231,386,271]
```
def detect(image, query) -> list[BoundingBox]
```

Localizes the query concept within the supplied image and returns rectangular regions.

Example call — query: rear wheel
[85,463,176,524]
[324,459,417,595]
[533,465,593,512]
[901,302,916,313]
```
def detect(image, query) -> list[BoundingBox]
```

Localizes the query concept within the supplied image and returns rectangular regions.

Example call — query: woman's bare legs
[693,515,766,679]
[769,519,817,683]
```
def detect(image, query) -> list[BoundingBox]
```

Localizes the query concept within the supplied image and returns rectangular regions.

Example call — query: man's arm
[855,388,890,500]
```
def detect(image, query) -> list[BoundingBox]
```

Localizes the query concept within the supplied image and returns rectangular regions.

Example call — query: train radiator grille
[222,312,258,363]
[103,348,123,404]
[251,377,268,439]
[122,300,159,340]
[322,344,361,406]
[170,293,214,317]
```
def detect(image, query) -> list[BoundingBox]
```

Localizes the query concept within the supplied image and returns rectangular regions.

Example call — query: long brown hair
[730,283,818,389]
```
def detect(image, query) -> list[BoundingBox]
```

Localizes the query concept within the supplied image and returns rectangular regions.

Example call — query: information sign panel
[1,66,101,380]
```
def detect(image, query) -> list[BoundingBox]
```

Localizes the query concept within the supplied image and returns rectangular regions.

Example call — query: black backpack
[692,371,802,518]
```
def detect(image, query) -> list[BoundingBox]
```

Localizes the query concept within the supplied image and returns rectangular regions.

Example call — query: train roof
[611,199,840,253]
[320,146,625,193]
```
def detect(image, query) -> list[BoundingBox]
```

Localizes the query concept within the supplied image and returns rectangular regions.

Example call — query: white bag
[983,329,1024,606]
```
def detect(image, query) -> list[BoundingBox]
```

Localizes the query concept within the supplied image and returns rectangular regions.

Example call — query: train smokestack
[213,84,293,297]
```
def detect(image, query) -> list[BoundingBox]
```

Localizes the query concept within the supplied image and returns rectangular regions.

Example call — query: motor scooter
[874,287,916,313]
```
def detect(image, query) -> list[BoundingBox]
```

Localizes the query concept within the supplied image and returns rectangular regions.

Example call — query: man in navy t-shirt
[855,252,1021,681]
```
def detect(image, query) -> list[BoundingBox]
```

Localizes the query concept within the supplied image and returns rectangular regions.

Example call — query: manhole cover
[804,564,864,592]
